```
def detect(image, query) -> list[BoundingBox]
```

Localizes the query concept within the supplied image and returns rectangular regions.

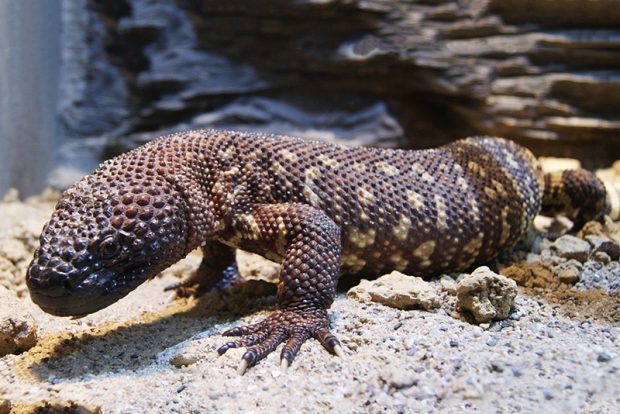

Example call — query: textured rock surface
[52,0,620,188]
[347,271,442,310]
[457,266,518,323]
[0,286,38,356]
[551,235,592,262]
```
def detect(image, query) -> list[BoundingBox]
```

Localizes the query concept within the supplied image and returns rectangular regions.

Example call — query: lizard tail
[540,169,612,229]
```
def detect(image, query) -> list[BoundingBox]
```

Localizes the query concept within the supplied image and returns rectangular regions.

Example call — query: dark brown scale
[26,129,610,373]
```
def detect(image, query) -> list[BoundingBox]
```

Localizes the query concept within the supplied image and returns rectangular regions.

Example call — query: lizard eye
[99,235,120,259]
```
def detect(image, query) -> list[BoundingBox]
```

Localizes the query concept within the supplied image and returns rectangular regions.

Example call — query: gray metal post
[0,0,60,197]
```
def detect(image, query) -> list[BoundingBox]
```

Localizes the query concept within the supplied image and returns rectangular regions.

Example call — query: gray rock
[584,235,612,250]
[0,285,37,356]
[50,0,620,183]
[456,266,518,324]
[551,235,591,262]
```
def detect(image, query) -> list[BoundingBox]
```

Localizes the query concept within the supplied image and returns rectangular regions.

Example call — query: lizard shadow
[23,280,277,382]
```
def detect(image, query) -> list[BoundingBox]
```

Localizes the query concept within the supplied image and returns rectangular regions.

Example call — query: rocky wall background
[54,0,620,185]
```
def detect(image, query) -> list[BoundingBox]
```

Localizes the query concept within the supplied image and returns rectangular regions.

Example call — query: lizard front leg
[217,203,343,373]
[166,241,240,296]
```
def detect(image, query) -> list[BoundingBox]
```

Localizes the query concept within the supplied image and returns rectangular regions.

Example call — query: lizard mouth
[27,263,150,317]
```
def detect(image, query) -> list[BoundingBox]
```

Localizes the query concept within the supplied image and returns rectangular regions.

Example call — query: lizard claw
[280,358,289,373]
[237,358,250,376]
[218,307,339,372]
[332,344,346,359]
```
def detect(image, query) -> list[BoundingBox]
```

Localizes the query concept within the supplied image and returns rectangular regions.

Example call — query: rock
[553,260,582,284]
[584,235,612,250]
[551,235,591,262]
[169,353,200,368]
[347,271,441,310]
[0,285,38,355]
[439,275,457,294]
[0,237,30,264]
[584,235,620,261]
[0,399,10,414]
[592,251,611,264]
[237,250,280,284]
[456,266,517,324]
[593,242,620,262]
[52,0,620,182]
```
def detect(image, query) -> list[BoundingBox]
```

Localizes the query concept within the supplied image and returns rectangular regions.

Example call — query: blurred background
[1,0,619,197]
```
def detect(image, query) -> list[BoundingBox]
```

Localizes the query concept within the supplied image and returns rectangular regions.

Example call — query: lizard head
[26,161,190,317]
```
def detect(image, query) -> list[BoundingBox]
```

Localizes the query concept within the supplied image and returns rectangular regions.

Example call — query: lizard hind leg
[541,169,609,234]
[217,203,343,373]
[165,241,240,297]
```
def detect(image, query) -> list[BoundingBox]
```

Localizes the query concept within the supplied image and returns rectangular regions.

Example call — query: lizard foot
[217,307,343,374]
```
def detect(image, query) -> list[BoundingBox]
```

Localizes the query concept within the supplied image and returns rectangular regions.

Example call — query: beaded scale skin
[26,130,610,373]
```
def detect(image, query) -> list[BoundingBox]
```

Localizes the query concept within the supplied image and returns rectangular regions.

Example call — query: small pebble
[489,362,503,373]
[597,353,612,362]
[508,310,522,321]
[407,346,418,356]
[592,251,611,264]
[169,353,199,368]
[0,399,11,414]
[486,338,498,347]
[449,339,459,348]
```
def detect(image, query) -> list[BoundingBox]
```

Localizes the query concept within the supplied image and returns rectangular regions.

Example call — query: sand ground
[0,190,618,414]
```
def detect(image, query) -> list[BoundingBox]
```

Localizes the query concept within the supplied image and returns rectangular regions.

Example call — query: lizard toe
[218,307,339,372]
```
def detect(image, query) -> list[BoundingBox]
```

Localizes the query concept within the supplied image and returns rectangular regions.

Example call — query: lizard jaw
[27,263,150,316]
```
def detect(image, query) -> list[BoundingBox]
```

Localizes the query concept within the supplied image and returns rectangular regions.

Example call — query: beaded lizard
[26,130,612,373]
